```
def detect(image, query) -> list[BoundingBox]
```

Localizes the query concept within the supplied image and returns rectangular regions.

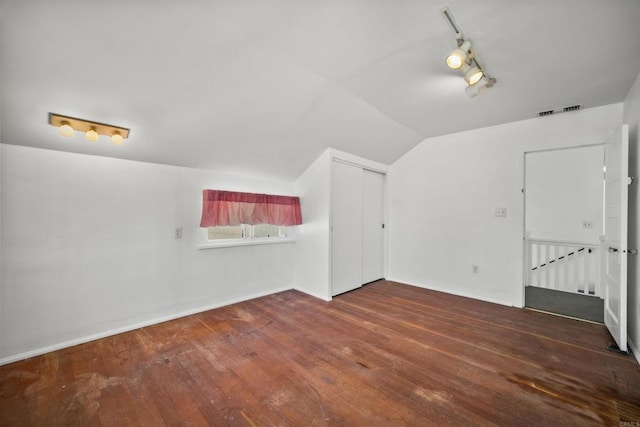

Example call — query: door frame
[521,142,605,308]
[329,156,388,297]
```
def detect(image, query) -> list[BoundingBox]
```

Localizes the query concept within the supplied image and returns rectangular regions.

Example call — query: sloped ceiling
[2,1,640,181]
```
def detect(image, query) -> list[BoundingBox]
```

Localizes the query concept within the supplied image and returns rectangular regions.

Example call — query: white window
[207,224,286,241]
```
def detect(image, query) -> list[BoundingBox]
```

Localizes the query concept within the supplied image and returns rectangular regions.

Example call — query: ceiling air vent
[563,104,581,112]
[538,104,582,118]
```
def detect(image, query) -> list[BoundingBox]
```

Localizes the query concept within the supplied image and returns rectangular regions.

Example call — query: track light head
[464,66,483,85]
[446,40,471,70]
[465,77,495,98]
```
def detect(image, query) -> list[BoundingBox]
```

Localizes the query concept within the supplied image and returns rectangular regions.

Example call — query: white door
[603,124,629,352]
[362,170,385,284]
[331,161,363,296]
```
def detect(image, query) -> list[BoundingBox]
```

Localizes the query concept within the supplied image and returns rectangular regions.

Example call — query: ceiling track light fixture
[441,6,496,97]
[48,113,130,145]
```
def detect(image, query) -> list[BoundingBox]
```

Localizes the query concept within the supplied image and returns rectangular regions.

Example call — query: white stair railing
[524,234,601,297]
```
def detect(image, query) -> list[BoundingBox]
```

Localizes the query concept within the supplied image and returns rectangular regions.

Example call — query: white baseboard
[628,336,640,366]
[293,287,332,301]
[0,286,292,367]
[386,277,516,308]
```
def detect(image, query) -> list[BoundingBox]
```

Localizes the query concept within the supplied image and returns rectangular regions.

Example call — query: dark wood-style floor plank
[1,281,639,426]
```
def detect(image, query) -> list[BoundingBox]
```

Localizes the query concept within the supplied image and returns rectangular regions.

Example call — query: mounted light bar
[48,113,130,145]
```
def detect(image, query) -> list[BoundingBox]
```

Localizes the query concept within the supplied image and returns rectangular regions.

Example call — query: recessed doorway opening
[523,144,605,323]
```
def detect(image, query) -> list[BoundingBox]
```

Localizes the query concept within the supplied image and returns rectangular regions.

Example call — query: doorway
[523,144,605,322]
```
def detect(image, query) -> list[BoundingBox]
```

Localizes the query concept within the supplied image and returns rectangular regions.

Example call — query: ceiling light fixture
[446,40,471,70]
[111,131,124,145]
[461,64,484,85]
[441,7,496,97]
[59,121,75,137]
[465,76,492,97]
[85,127,99,142]
[48,113,130,145]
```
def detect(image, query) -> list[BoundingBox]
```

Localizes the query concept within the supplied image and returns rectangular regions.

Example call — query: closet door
[331,161,363,296]
[362,170,385,284]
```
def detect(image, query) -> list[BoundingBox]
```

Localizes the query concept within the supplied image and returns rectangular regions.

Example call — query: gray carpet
[525,286,604,323]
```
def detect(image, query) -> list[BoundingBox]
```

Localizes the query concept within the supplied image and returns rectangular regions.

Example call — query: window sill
[197,237,296,250]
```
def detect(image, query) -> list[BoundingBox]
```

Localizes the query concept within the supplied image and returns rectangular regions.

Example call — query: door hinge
[382,223,385,229]
[628,176,634,185]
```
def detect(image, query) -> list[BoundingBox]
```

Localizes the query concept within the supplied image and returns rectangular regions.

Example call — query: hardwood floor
[1,280,639,426]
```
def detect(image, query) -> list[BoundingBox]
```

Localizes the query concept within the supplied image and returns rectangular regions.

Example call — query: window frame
[206,223,286,241]
[198,223,294,250]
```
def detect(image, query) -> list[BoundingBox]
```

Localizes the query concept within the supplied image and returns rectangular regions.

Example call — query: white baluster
[544,244,550,289]
[563,245,569,292]
[536,243,542,287]
[553,245,560,290]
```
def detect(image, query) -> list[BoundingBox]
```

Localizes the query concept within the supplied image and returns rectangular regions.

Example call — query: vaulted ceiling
[2,1,640,181]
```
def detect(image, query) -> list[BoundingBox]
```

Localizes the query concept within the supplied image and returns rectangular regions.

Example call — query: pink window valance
[200,190,302,227]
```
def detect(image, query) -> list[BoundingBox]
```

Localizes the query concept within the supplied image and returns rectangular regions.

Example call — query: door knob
[608,247,619,253]
[628,248,638,255]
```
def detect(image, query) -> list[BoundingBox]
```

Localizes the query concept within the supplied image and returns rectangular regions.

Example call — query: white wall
[0,144,295,364]
[388,103,623,307]
[293,150,332,300]
[525,145,604,243]
[0,134,3,359]
[623,70,640,361]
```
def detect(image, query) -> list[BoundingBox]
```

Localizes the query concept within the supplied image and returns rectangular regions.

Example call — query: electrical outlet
[495,208,507,217]
[583,220,593,229]
[472,265,479,274]
[175,227,183,239]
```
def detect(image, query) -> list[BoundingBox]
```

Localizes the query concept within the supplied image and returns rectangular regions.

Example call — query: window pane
[254,224,284,238]
[207,225,244,240]
[207,224,286,240]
